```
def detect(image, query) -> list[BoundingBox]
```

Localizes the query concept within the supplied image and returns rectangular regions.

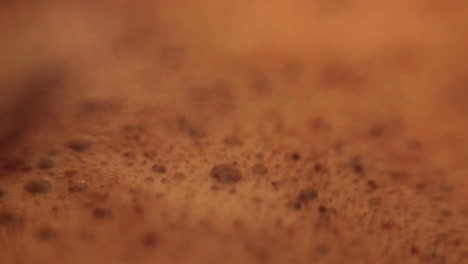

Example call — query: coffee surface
[0,1,467,263]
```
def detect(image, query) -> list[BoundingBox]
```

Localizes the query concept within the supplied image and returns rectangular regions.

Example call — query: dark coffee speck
[298,188,318,202]
[210,164,243,184]
[24,178,52,194]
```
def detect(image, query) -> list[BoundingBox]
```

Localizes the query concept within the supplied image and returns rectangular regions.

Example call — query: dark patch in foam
[0,65,68,175]
[210,164,243,184]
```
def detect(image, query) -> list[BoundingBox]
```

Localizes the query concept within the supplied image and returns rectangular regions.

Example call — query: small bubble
[288,202,302,210]
[298,188,318,202]
[367,180,379,190]
[24,178,52,194]
[151,164,167,174]
[251,163,268,175]
[173,172,186,181]
[368,124,385,137]
[351,157,364,175]
[460,208,468,217]
[68,181,88,193]
[210,164,243,184]
[174,116,206,138]
[407,140,423,151]
[291,153,301,160]
[35,226,58,241]
[368,197,382,207]
[37,158,56,169]
[308,117,332,132]
[66,138,92,152]
[133,205,144,215]
[122,124,144,133]
[249,72,270,94]
[141,232,159,249]
[438,184,453,193]
[143,150,158,160]
[252,196,263,204]
[123,151,136,159]
[389,171,409,181]
[314,163,325,173]
[318,205,327,213]
[92,207,112,220]
[271,181,280,191]
[223,136,242,146]
[320,61,368,88]
[316,244,330,255]
[440,209,453,217]
[64,169,78,177]
[0,212,16,225]
[410,246,419,255]
[145,177,155,183]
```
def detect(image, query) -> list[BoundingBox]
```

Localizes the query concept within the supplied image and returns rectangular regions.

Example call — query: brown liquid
[1,1,467,263]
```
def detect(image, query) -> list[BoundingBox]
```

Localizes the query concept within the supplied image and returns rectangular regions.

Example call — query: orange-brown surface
[0,1,467,263]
